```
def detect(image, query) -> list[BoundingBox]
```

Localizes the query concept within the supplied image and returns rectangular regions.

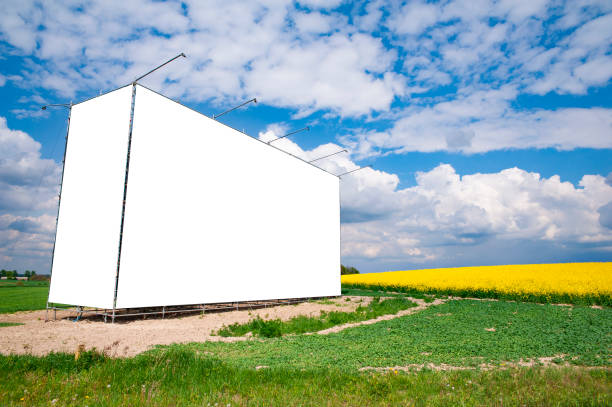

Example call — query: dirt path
[314,297,446,335]
[359,355,612,372]
[0,296,373,357]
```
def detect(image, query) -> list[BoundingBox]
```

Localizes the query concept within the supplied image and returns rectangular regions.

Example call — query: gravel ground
[0,296,372,357]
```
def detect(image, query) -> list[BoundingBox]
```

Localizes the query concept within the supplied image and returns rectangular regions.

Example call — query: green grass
[217,297,417,337]
[1,292,611,405]
[187,300,612,370]
[0,349,610,406]
[343,282,612,306]
[342,286,437,302]
[0,283,49,313]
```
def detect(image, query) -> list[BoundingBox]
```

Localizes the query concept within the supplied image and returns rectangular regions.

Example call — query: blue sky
[1,0,611,274]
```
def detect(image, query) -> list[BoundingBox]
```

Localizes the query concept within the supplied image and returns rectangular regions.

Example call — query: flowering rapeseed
[341,262,612,305]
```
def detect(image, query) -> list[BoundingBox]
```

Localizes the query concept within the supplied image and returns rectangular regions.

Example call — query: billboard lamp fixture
[308,149,348,163]
[42,103,72,110]
[213,98,257,120]
[267,126,310,144]
[132,52,187,84]
[337,165,372,178]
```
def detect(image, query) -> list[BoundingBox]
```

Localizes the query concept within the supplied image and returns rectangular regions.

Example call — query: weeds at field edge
[342,283,612,306]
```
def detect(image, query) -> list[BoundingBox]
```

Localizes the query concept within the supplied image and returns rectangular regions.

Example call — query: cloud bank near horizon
[1,120,610,273]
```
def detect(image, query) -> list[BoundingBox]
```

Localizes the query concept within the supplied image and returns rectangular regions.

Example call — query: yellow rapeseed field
[341,262,612,305]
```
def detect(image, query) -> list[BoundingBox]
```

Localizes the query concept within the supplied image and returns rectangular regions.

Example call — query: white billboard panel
[115,85,340,308]
[47,86,133,309]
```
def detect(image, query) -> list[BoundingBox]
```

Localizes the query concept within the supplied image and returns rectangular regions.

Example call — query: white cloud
[354,0,385,32]
[1,0,610,133]
[297,0,344,10]
[0,0,400,117]
[293,11,337,34]
[574,55,612,87]
[387,1,440,36]
[259,126,612,270]
[495,0,549,22]
[526,12,612,95]
[10,108,49,119]
[245,33,401,116]
[340,162,612,270]
[344,87,612,156]
[0,117,60,271]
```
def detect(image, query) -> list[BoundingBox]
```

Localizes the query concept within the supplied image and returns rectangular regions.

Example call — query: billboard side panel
[47,86,133,309]
[116,85,340,308]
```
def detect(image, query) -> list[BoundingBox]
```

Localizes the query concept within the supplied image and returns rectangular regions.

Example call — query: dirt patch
[0,296,372,357]
[359,355,611,372]
[360,363,471,372]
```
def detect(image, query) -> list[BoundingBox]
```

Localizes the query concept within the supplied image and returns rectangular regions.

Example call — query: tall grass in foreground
[217,297,416,337]
[342,262,612,305]
[0,349,609,406]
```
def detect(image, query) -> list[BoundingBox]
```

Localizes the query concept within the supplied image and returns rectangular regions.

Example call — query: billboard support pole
[267,126,309,144]
[337,165,372,178]
[44,102,73,322]
[133,53,186,84]
[112,83,138,323]
[308,149,348,163]
[213,98,257,120]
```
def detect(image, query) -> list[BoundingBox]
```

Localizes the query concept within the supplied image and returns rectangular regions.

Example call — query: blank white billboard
[48,86,133,309]
[114,85,340,308]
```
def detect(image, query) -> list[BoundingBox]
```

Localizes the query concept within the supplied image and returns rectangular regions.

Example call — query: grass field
[0,280,49,313]
[1,289,610,405]
[190,299,611,369]
[1,274,610,405]
[1,351,609,406]
[342,262,612,305]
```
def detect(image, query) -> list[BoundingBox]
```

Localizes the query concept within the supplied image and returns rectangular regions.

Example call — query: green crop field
[0,281,49,313]
[0,286,610,405]
[188,298,612,370]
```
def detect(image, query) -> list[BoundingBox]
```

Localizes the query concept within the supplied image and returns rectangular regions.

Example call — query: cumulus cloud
[0,0,400,117]
[342,87,612,156]
[2,116,611,273]
[297,0,344,9]
[1,0,611,153]
[261,126,612,271]
[340,163,612,271]
[0,117,59,271]
[387,1,440,36]
[599,202,612,229]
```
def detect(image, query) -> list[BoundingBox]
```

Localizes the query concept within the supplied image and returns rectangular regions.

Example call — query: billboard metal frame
[111,83,137,323]
[46,296,337,322]
[45,102,72,323]
[47,83,342,323]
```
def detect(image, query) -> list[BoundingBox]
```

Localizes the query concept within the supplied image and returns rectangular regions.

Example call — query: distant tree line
[341,265,360,275]
[0,269,37,279]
